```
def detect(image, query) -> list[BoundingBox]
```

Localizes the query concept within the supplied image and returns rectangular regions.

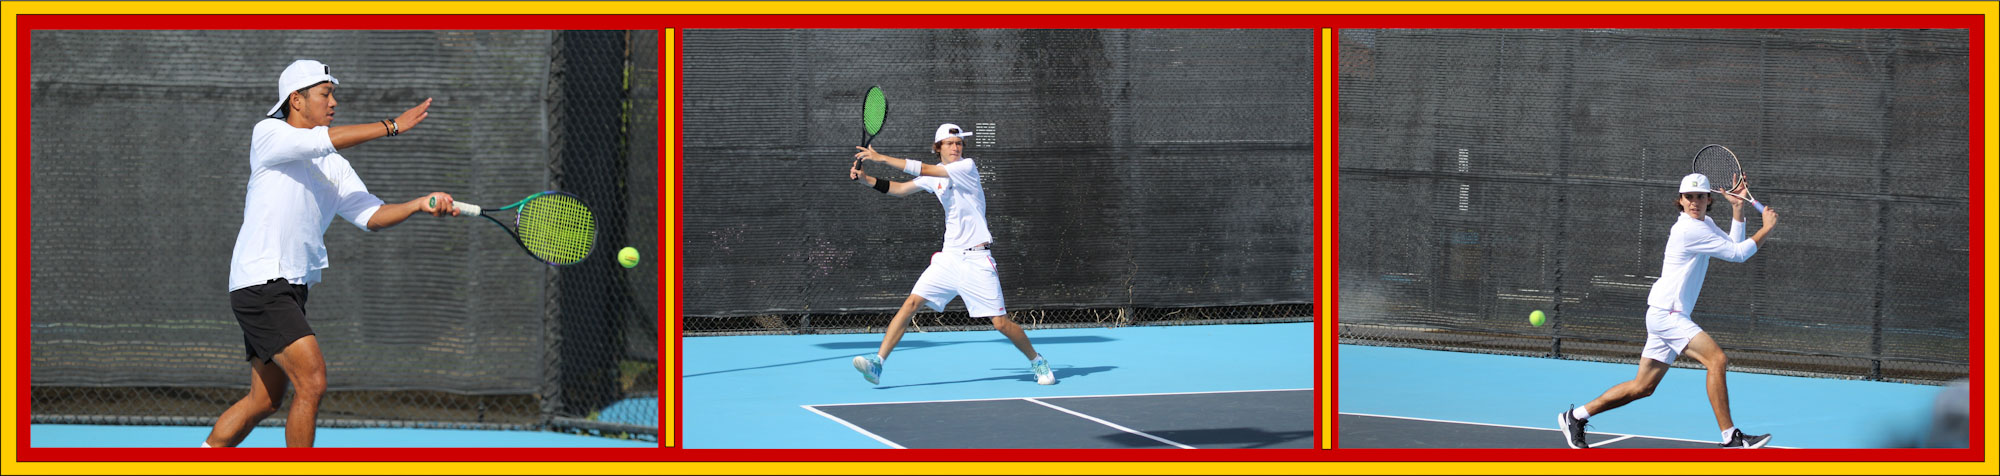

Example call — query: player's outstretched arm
[850,160,922,197]
[855,146,947,178]
[367,191,457,231]
[330,98,433,150]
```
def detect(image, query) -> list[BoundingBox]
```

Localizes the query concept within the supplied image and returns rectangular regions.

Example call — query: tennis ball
[618,247,640,268]
[1530,310,1547,327]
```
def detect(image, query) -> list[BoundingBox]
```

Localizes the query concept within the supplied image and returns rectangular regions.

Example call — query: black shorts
[230,278,314,363]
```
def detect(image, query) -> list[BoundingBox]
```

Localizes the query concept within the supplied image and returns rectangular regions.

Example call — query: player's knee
[1710,352,1730,370]
[242,392,282,416]
[290,373,327,401]
[1628,381,1658,399]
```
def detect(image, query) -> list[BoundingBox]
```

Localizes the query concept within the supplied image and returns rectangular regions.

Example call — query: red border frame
[8,12,1987,464]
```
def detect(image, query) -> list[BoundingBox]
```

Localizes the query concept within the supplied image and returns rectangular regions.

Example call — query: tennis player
[204,59,458,448]
[845,123,1056,386]
[1558,172,1780,449]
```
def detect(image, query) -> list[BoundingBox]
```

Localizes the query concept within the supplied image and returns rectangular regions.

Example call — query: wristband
[901,159,923,176]
[873,179,891,194]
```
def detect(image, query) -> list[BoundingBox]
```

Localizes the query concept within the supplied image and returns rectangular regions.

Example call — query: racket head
[1690,144,1744,195]
[861,86,886,145]
[514,191,597,266]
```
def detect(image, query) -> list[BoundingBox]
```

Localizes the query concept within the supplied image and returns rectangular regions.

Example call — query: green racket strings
[863,86,886,137]
[517,193,596,265]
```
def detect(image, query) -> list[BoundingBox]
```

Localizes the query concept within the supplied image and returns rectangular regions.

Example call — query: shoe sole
[1558,413,1586,449]
[852,356,879,385]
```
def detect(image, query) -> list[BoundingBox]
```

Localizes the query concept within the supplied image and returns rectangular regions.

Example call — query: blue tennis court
[1339,344,1956,448]
[29,425,656,448]
[683,322,1315,448]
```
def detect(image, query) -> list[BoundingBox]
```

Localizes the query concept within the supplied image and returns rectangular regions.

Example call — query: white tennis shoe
[1031,355,1056,385]
[853,354,882,385]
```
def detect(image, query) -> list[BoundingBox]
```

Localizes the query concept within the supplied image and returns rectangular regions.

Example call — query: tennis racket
[432,191,597,266]
[1691,144,1765,213]
[854,86,887,170]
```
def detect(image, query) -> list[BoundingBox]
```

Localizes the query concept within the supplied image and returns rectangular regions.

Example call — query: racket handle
[431,196,483,217]
[1750,200,1765,213]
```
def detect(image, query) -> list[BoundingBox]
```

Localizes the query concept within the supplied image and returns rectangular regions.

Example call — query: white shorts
[1641,306,1705,364]
[910,249,1008,318]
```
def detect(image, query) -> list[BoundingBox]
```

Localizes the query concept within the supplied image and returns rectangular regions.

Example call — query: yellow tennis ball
[617,247,640,268]
[1530,310,1547,327]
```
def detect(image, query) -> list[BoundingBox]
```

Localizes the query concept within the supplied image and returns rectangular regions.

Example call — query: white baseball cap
[933,123,974,144]
[1679,173,1713,194]
[266,59,340,118]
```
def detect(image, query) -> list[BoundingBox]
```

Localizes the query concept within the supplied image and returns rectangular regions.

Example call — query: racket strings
[517,194,597,265]
[1692,146,1744,193]
[862,86,887,136]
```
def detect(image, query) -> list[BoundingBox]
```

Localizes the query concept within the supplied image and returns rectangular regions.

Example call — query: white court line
[805,388,1311,408]
[801,405,905,449]
[802,389,1308,449]
[1025,398,1197,449]
[1593,435,1638,447]
[1339,412,1792,448]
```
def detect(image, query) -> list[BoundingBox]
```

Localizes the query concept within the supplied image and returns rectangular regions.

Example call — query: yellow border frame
[4,2,1996,475]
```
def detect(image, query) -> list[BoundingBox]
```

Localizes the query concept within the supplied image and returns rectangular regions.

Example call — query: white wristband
[902,159,923,176]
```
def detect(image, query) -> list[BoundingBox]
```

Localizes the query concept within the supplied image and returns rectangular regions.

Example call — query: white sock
[1570,407,1592,421]
[200,441,212,448]
[1721,427,1738,442]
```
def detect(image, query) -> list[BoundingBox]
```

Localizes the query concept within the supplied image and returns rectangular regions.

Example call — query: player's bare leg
[876,294,929,360]
[204,357,289,447]
[990,313,1039,360]
[1682,331,1769,447]
[1559,355,1668,448]
[269,335,328,448]
[1585,357,1670,415]
[1681,331,1735,431]
[994,313,1055,384]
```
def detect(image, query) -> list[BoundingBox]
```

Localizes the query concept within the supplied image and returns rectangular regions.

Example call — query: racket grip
[1750,200,1766,213]
[454,202,483,217]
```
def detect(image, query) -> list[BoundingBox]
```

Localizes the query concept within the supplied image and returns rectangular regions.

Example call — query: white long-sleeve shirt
[1646,213,1758,315]
[227,118,384,292]
[910,158,994,251]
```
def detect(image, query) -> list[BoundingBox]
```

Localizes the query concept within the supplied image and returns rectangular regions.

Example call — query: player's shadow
[680,335,1114,378]
[1100,427,1314,449]
[874,365,1118,390]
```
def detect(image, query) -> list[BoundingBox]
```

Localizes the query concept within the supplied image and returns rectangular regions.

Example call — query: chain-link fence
[29,30,657,439]
[681,29,1315,336]
[1338,29,1969,384]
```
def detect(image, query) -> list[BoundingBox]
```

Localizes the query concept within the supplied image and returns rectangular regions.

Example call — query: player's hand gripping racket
[1691,144,1765,213]
[432,192,598,266]
[854,86,887,171]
